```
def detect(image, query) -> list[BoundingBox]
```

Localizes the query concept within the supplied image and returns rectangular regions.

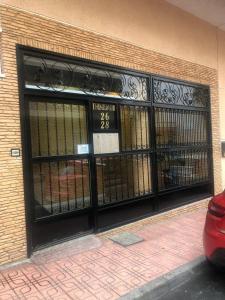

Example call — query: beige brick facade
[0,4,221,265]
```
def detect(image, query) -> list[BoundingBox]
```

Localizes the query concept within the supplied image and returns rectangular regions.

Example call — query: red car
[203,190,225,267]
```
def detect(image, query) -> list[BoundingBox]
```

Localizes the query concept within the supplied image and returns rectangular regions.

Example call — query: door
[27,98,93,249]
[92,101,154,228]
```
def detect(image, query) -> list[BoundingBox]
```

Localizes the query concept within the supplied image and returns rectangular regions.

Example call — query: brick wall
[0,4,221,265]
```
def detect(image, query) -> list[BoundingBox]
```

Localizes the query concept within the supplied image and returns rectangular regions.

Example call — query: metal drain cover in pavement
[109,232,144,247]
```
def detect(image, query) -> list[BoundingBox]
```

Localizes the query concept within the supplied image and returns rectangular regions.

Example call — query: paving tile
[94,288,119,300]
[0,289,18,300]
[0,207,207,300]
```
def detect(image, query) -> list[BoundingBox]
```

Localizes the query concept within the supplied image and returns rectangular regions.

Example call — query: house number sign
[93,103,117,131]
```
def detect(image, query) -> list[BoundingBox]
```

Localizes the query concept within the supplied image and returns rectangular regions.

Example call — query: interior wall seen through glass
[120,106,150,151]
[96,154,152,206]
[29,102,88,157]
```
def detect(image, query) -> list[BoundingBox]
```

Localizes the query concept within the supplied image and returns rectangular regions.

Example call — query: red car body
[203,190,225,266]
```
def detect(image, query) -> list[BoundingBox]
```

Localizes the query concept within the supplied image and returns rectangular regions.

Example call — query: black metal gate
[17,46,213,253]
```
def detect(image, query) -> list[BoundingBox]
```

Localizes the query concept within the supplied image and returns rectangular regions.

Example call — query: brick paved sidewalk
[0,203,208,300]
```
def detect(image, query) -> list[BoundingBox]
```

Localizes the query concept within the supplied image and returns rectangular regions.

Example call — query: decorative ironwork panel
[120,105,150,151]
[33,159,91,219]
[24,55,148,101]
[96,153,152,206]
[157,149,209,191]
[153,78,209,107]
[155,107,208,148]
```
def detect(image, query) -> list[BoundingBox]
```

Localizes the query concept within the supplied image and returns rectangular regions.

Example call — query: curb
[119,256,206,300]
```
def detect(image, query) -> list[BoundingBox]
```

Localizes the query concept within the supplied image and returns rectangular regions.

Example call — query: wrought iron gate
[17,46,213,252]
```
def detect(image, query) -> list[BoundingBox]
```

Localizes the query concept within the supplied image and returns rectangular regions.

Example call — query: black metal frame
[16,45,213,255]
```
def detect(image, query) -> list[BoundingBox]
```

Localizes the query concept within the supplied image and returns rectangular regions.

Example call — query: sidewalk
[0,200,208,300]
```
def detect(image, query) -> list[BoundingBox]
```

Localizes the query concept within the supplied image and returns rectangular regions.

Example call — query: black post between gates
[88,100,99,231]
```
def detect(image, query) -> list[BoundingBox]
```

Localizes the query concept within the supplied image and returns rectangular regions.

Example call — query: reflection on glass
[33,159,90,218]
[96,154,152,206]
[120,106,150,151]
[24,55,148,101]
[29,102,87,157]
[155,108,207,147]
[157,150,209,191]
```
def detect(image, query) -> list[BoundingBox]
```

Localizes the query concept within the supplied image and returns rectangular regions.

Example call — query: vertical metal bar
[180,110,183,146]
[64,160,69,211]
[81,159,85,207]
[173,109,176,146]
[155,108,158,147]
[126,154,130,198]
[136,153,140,196]
[174,109,177,146]
[78,105,82,145]
[71,105,76,154]
[119,154,124,201]
[193,111,197,146]
[161,108,164,147]
[167,108,170,147]
[183,111,186,146]
[54,103,59,156]
[189,150,192,185]
[187,111,192,145]
[140,107,143,149]
[36,102,41,156]
[141,153,145,194]
[161,108,163,147]
[177,110,180,146]
[48,161,53,214]
[57,161,61,212]
[198,111,202,146]
[202,150,204,182]
[130,154,135,197]
[134,106,138,150]
[129,106,132,150]
[101,158,105,204]
[73,159,77,209]
[144,107,148,148]
[39,162,44,210]
[114,156,118,202]
[63,104,67,155]
[45,102,50,156]
[200,111,203,145]
[146,154,150,193]
[122,106,127,151]
[196,111,200,145]
[190,149,193,185]
[107,157,112,203]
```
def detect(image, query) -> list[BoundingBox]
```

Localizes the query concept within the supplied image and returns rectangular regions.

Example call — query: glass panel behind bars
[155,108,207,148]
[120,106,150,151]
[29,102,88,157]
[157,149,209,191]
[24,55,147,101]
[33,159,90,218]
[96,153,152,206]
